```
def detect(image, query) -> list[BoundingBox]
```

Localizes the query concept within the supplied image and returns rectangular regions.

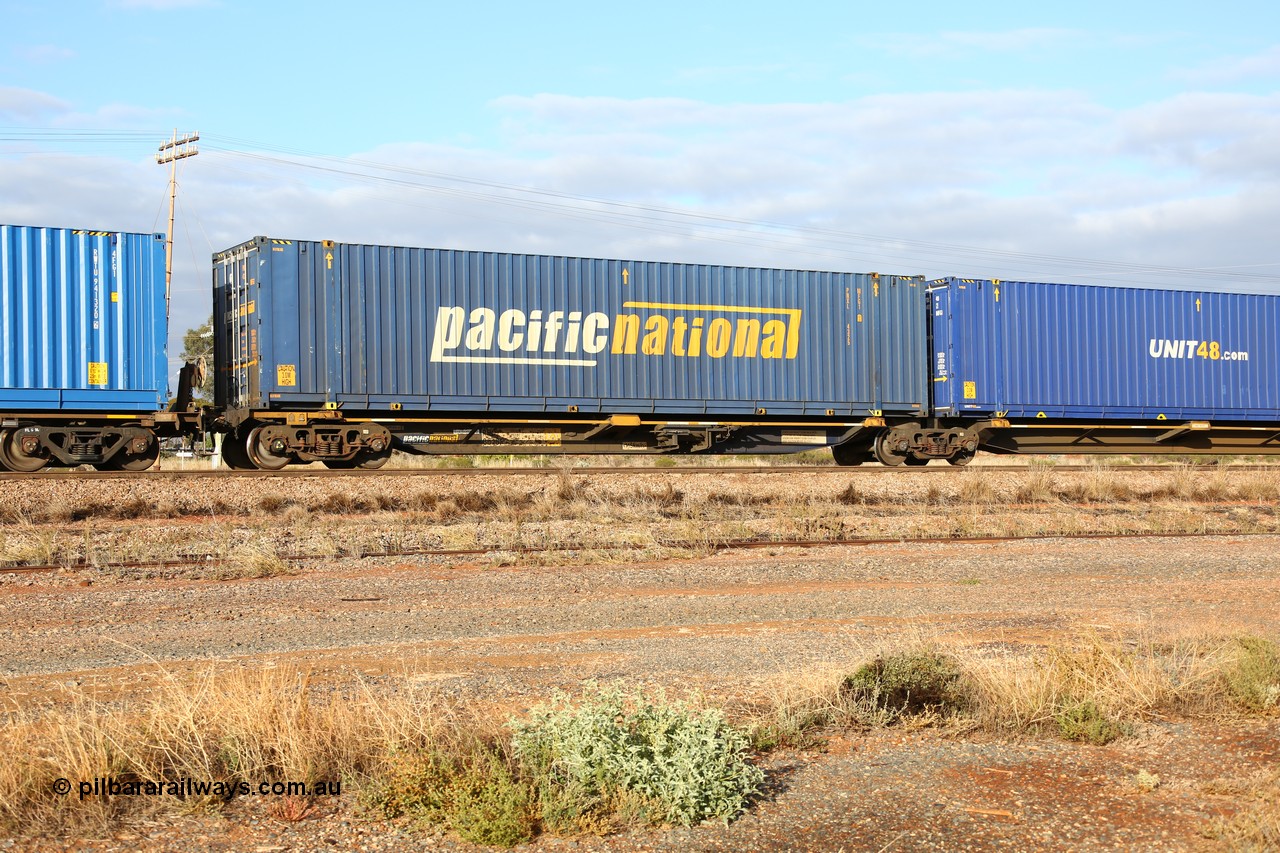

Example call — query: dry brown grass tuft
[753,632,1280,749]
[1060,463,1133,503]
[962,632,1239,735]
[957,472,998,505]
[1204,767,1280,851]
[453,492,498,513]
[214,543,293,580]
[1013,465,1057,504]
[0,665,461,835]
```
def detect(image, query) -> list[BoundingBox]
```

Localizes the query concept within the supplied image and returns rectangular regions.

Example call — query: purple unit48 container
[0,224,168,413]
[213,238,928,419]
[929,277,1280,421]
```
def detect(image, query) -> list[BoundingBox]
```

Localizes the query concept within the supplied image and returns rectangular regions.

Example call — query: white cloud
[1119,92,1280,179]
[1173,45,1280,85]
[0,87,69,122]
[4,82,1280,368]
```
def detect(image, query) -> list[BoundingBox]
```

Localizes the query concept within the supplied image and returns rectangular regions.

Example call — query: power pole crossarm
[155,130,199,321]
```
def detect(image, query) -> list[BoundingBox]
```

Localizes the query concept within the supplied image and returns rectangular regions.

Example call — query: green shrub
[511,683,763,830]
[840,651,965,719]
[361,740,535,847]
[1222,636,1280,713]
[1054,700,1125,745]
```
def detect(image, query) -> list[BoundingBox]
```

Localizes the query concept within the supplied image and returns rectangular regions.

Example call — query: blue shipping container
[214,238,927,418]
[0,224,168,412]
[930,277,1280,421]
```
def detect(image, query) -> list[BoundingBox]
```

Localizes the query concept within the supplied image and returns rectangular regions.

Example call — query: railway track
[2,463,1275,481]
[3,529,1274,576]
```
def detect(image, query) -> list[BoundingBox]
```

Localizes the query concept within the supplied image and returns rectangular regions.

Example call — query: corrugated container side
[930,277,1280,420]
[0,224,168,412]
[215,239,928,418]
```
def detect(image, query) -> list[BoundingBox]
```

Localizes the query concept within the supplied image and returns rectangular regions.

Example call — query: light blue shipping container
[214,238,928,419]
[0,224,168,412]
[930,277,1280,421]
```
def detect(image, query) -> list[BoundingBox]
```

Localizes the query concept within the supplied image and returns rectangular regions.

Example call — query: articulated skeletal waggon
[3,222,1278,473]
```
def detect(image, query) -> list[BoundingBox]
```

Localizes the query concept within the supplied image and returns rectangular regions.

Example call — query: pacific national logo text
[430,302,802,367]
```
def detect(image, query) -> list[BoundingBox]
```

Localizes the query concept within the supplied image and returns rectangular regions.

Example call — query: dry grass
[0,665,458,835]
[1,631,1275,839]
[1204,767,1280,851]
[212,542,293,580]
[2,465,1278,575]
[750,632,1280,749]
[0,669,765,845]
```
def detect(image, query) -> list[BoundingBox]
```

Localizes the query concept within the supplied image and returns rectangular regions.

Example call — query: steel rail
[1,463,1276,482]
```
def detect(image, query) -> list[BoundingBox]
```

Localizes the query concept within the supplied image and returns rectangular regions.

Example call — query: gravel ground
[2,468,1278,850]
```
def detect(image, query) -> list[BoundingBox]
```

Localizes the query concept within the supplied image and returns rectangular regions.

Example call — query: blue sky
[4,2,1275,149]
[2,1,1279,376]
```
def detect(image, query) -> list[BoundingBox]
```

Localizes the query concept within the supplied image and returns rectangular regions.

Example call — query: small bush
[363,740,535,847]
[1133,770,1161,792]
[315,492,370,515]
[836,483,867,505]
[840,651,965,719]
[957,475,997,505]
[258,494,292,512]
[1054,700,1125,745]
[215,543,292,580]
[633,482,683,509]
[511,683,763,831]
[1014,469,1056,503]
[1204,768,1280,851]
[707,492,772,507]
[408,491,438,511]
[1222,636,1280,713]
[453,492,497,513]
[553,473,586,503]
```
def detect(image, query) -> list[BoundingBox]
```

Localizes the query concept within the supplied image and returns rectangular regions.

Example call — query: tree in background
[180,316,214,402]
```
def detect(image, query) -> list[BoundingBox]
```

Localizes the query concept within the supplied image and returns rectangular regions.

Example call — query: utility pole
[155,130,199,320]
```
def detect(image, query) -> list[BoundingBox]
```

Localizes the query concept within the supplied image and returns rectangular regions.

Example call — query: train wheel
[247,426,291,471]
[109,436,160,471]
[0,428,49,473]
[947,449,976,467]
[903,455,930,466]
[220,433,256,470]
[831,441,870,467]
[356,449,391,470]
[873,432,908,467]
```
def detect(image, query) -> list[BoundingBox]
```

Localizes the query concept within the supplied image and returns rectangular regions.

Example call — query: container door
[927,283,957,414]
[214,247,260,410]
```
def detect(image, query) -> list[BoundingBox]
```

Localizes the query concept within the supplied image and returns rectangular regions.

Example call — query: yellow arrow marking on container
[325,251,334,270]
[1196,298,1201,312]
[994,284,1000,302]
[873,281,880,297]
[622,268,630,285]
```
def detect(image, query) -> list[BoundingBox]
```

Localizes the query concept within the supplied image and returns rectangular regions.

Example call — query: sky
[2,0,1279,382]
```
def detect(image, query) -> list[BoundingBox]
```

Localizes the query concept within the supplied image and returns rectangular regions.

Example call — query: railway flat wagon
[212,237,928,468]
[0,224,173,471]
[929,277,1280,456]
